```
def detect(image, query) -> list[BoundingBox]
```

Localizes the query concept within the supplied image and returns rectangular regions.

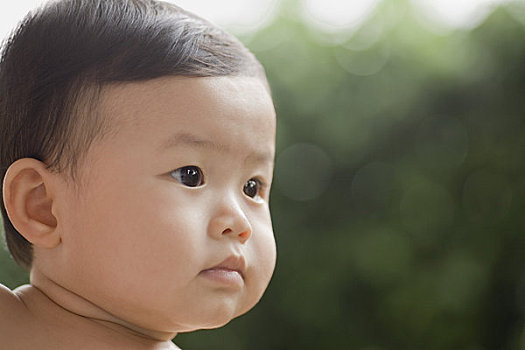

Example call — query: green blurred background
[2,0,525,349]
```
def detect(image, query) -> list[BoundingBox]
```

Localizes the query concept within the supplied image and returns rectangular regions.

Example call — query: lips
[203,255,246,278]
[199,255,246,288]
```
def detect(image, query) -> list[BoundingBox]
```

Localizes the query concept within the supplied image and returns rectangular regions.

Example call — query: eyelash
[169,166,267,200]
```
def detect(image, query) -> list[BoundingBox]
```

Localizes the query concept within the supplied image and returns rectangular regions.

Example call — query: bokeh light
[1,0,525,349]
[275,143,332,201]
[334,44,390,76]
[169,0,279,33]
[0,0,279,41]
[411,0,510,32]
[399,180,456,242]
[351,162,396,214]
[301,0,381,33]
[0,0,45,42]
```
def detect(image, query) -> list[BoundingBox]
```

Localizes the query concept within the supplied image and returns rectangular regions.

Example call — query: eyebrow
[159,132,274,164]
[160,132,224,152]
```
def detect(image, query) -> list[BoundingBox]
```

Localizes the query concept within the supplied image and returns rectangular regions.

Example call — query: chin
[177,317,233,333]
[180,302,248,332]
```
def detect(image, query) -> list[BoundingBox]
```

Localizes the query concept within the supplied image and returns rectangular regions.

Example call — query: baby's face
[51,76,276,332]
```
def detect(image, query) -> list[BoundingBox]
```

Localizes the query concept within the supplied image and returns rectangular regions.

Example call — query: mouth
[199,255,246,288]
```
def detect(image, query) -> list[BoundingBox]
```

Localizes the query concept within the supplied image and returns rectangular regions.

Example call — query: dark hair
[0,0,267,269]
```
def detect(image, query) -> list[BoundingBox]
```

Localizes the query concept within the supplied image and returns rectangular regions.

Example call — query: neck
[15,268,179,349]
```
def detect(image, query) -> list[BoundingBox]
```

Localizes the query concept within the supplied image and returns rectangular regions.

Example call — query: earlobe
[3,158,61,249]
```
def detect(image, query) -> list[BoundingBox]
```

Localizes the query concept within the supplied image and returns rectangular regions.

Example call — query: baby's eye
[170,166,204,187]
[243,178,263,199]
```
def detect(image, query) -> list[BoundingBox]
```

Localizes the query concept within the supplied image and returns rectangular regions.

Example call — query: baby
[0,1,276,349]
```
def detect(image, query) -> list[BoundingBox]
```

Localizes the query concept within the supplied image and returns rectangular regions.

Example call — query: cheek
[246,220,277,303]
[102,205,198,274]
[57,187,211,328]
[60,185,204,293]
[254,229,277,283]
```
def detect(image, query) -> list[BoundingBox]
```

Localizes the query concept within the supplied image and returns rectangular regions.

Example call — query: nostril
[238,231,251,240]
[222,228,232,235]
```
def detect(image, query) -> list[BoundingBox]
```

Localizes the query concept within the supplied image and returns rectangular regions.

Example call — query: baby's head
[0,0,276,334]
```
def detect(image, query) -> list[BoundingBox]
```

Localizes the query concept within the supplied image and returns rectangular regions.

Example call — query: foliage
[2,1,525,349]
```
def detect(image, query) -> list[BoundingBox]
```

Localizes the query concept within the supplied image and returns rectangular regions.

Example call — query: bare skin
[0,76,277,349]
[0,282,179,350]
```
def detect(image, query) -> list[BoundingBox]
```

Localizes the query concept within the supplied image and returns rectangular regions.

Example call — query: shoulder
[0,283,31,344]
[0,283,24,312]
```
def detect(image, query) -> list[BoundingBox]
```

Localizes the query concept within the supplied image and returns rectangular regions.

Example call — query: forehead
[94,76,276,161]
[101,75,273,120]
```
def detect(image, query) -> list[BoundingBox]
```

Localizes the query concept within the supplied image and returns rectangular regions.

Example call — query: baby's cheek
[252,227,277,287]
[236,234,275,317]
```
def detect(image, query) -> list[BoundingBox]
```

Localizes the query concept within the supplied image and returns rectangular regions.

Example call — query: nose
[207,195,252,244]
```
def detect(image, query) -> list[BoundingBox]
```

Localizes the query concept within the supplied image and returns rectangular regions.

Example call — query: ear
[2,158,61,249]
